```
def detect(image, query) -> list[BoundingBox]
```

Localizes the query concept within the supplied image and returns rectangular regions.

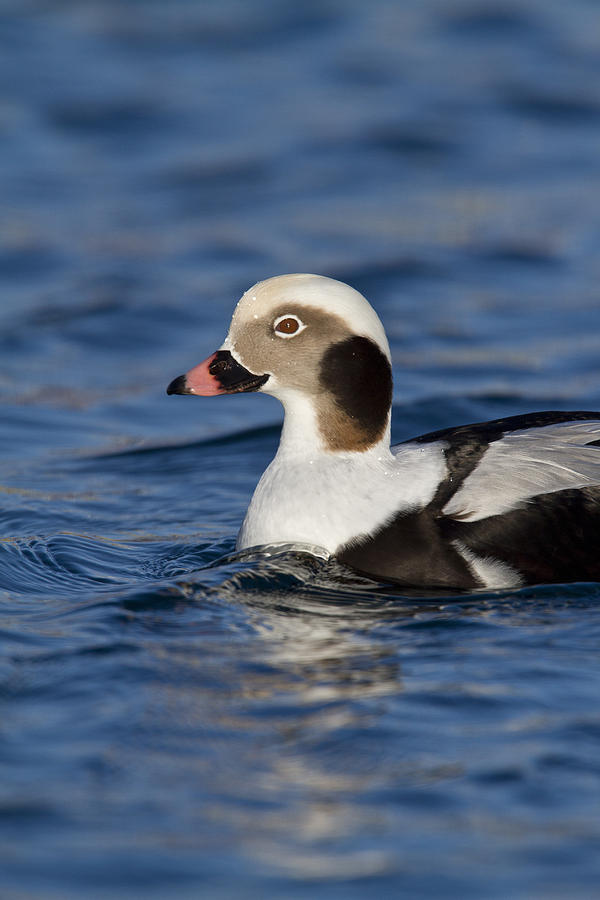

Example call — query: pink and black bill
[167,350,269,397]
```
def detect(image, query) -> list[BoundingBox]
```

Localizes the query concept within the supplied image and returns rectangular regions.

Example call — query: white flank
[443,420,600,522]
[453,541,524,590]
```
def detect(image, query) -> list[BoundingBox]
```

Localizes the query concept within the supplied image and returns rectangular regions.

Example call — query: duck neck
[237,397,396,553]
[275,388,392,460]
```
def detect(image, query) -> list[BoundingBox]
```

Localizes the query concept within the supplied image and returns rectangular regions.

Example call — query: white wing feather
[443,420,600,522]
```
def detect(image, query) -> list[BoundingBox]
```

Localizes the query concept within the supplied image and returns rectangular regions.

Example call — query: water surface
[2,2,600,897]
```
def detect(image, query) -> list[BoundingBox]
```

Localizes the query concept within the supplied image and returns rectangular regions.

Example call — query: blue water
[2,1,600,897]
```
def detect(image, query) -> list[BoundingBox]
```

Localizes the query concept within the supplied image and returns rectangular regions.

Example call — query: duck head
[167,273,393,453]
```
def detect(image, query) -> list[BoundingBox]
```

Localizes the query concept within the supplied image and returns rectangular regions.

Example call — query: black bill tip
[166,374,191,395]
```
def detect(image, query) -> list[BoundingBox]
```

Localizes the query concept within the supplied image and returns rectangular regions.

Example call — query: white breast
[237,440,448,554]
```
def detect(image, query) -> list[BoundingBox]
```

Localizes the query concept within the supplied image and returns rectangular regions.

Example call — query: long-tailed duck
[167,273,600,590]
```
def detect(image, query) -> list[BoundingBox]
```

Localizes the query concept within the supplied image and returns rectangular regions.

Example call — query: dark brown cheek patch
[318,336,392,451]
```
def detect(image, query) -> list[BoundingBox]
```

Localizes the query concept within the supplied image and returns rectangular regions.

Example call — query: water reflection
[144,547,600,885]
[214,549,406,700]
[124,551,472,880]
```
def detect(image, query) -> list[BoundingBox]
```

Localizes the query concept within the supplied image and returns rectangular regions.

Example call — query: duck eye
[273,314,306,339]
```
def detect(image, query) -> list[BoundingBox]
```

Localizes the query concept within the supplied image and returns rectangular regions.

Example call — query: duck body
[168,274,600,591]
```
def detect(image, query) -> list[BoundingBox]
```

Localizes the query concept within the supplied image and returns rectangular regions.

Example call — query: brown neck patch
[318,336,393,452]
